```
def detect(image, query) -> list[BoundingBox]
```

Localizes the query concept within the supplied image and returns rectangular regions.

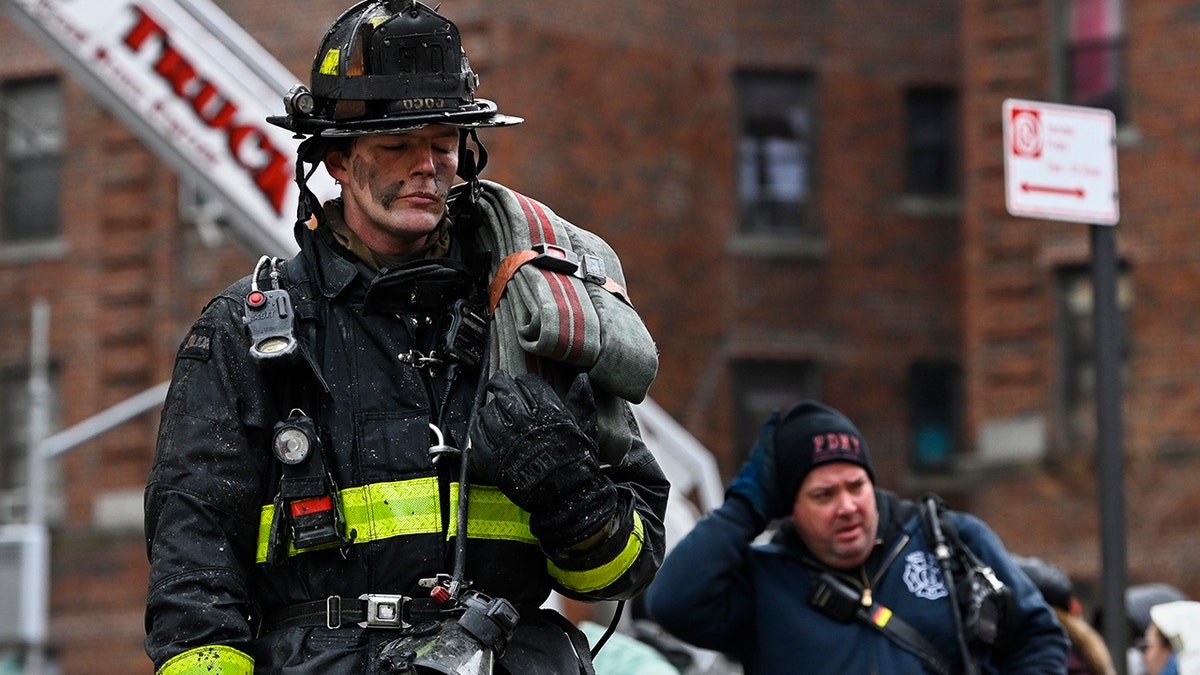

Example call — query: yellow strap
[158,645,253,675]
[548,512,645,593]
[256,479,535,563]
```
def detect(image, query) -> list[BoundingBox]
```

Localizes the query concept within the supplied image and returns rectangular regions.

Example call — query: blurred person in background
[1014,555,1115,675]
[644,400,1067,674]
[1144,600,1200,675]
[1119,584,1192,675]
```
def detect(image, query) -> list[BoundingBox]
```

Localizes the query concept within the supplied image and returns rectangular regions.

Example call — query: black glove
[724,411,787,527]
[469,371,617,550]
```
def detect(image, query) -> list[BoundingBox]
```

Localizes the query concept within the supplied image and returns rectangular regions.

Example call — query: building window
[1,78,64,244]
[908,361,961,471]
[1064,0,1127,121]
[905,87,959,197]
[1056,263,1131,444]
[732,360,820,463]
[736,72,816,235]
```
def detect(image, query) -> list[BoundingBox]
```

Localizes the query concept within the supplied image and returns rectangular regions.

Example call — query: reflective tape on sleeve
[547,512,645,593]
[158,645,253,675]
[448,483,536,544]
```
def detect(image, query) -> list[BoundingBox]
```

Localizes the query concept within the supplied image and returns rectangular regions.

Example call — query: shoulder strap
[810,570,954,675]
[920,494,982,675]
[242,256,344,565]
[855,602,954,675]
[243,256,329,415]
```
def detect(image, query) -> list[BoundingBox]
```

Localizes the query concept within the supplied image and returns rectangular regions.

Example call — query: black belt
[265,594,449,632]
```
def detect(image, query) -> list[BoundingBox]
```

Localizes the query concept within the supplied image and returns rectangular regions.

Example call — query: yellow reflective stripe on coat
[256,479,535,563]
[448,483,536,544]
[341,477,442,540]
[548,512,645,593]
[158,645,253,675]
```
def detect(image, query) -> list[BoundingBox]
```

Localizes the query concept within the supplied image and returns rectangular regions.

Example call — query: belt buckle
[358,593,409,629]
[326,595,343,630]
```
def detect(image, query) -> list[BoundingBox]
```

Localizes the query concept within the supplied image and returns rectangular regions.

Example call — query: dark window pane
[736,72,815,234]
[908,361,961,470]
[1056,263,1132,445]
[905,87,959,196]
[732,360,820,462]
[1,78,64,243]
[3,157,60,242]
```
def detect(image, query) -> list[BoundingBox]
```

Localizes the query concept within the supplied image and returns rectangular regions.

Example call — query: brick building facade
[960,0,1200,609]
[0,0,1195,671]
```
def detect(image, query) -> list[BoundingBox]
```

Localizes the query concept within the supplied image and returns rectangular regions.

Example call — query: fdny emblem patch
[179,326,213,361]
[903,550,948,600]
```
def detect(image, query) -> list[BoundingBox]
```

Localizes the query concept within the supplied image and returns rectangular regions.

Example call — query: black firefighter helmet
[268,0,522,223]
[269,0,522,137]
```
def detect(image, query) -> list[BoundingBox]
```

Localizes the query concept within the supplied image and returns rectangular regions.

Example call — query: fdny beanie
[774,400,874,500]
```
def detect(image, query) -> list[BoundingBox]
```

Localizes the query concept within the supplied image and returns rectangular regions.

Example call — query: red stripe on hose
[514,191,586,363]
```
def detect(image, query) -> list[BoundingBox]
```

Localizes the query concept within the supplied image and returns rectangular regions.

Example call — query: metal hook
[428,423,458,464]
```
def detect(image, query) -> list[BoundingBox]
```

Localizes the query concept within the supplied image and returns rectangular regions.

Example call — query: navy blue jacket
[645,490,1068,674]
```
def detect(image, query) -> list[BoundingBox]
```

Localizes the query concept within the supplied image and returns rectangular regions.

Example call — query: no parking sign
[1003,99,1119,225]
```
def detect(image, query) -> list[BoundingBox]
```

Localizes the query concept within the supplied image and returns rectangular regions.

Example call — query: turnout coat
[144,217,669,674]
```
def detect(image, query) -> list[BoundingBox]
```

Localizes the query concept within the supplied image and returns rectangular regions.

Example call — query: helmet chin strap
[456,128,489,205]
[294,136,328,228]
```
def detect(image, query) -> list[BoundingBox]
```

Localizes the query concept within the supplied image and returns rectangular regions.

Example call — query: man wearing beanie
[645,400,1068,674]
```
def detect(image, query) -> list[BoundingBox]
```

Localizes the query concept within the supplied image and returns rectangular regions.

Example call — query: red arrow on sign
[1020,183,1085,198]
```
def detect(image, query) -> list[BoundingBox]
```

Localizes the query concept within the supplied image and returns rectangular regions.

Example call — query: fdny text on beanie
[774,400,874,501]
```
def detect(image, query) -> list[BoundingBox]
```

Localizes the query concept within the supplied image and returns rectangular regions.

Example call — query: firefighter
[143,2,668,673]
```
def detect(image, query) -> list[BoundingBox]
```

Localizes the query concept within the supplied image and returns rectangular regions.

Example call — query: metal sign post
[1090,223,1127,671]
[1003,99,1126,670]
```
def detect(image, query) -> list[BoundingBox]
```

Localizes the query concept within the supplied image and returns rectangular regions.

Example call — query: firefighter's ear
[323,144,351,184]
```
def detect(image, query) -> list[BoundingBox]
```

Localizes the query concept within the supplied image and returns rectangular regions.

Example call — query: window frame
[735,71,818,237]
[904,86,960,198]
[0,76,65,247]
[907,360,962,471]
[731,359,820,463]
[1058,0,1128,122]
[1054,262,1132,447]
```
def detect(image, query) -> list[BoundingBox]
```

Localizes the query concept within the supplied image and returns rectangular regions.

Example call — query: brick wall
[961,0,1200,605]
[3,0,1200,671]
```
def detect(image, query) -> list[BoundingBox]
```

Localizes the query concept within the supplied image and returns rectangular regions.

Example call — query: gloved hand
[469,371,617,550]
[725,412,787,528]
